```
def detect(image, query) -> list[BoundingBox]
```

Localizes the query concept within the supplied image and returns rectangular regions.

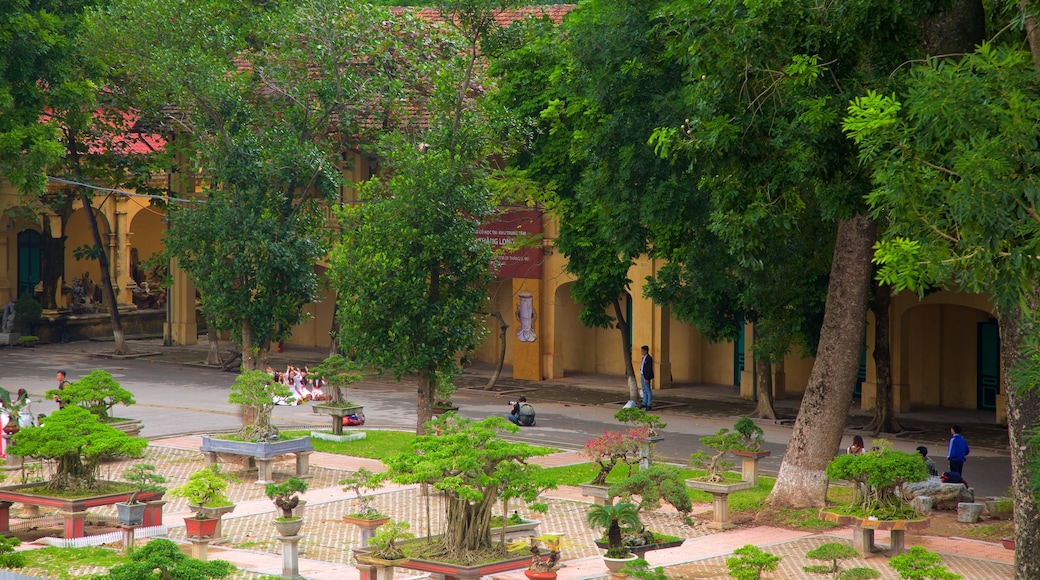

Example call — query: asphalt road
[0,341,1012,498]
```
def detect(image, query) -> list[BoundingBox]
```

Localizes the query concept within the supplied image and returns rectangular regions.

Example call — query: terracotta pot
[184,516,219,539]
[525,570,557,580]
[1002,537,1015,550]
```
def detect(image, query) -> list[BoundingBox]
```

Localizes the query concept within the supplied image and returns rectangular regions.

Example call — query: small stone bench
[200,435,313,484]
[820,511,930,557]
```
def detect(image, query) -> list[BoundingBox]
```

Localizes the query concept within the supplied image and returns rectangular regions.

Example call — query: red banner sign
[478,209,543,279]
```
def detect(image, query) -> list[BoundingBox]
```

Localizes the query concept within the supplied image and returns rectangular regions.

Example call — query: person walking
[639,345,654,410]
[54,369,71,409]
[947,424,970,475]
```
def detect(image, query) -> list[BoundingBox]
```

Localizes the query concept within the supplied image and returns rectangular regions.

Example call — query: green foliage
[340,467,383,518]
[99,538,233,579]
[265,478,308,519]
[278,429,418,459]
[803,542,879,579]
[613,407,666,435]
[379,415,555,556]
[11,406,146,491]
[888,547,962,580]
[169,465,238,508]
[825,448,928,516]
[733,417,765,452]
[619,557,667,580]
[44,369,135,421]
[0,536,26,569]
[121,463,166,504]
[586,502,641,555]
[725,544,781,580]
[227,370,290,441]
[308,356,363,406]
[609,465,692,520]
[12,291,42,335]
[366,520,414,560]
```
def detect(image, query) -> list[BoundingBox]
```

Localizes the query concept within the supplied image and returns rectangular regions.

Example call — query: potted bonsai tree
[601,465,690,554]
[266,477,309,537]
[116,463,167,526]
[822,440,931,556]
[309,355,364,437]
[730,417,770,485]
[199,371,312,484]
[170,465,240,542]
[686,427,754,530]
[44,369,142,436]
[508,533,564,580]
[431,370,460,415]
[586,502,641,573]
[613,407,666,470]
[354,519,415,565]
[340,467,391,545]
[375,414,556,578]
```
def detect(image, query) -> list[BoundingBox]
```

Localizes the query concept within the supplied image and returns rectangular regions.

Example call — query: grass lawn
[280,429,416,458]
[19,547,126,579]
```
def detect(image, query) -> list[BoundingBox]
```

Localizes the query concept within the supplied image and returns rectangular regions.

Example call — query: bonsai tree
[228,370,290,442]
[365,519,414,561]
[309,355,363,406]
[122,463,167,505]
[170,465,239,508]
[12,291,42,336]
[804,542,879,579]
[825,443,929,519]
[11,406,147,491]
[432,370,456,409]
[582,429,645,485]
[44,369,135,422]
[726,544,781,580]
[610,465,693,526]
[732,417,765,453]
[378,414,556,560]
[101,538,233,579]
[613,407,666,437]
[340,467,384,519]
[586,502,642,558]
[508,533,564,572]
[689,428,745,483]
[265,477,308,520]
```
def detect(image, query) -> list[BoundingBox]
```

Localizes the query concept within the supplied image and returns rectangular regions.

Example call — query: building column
[740,322,755,400]
[0,228,12,304]
[630,258,670,390]
[112,200,132,306]
[169,258,197,345]
[511,278,543,381]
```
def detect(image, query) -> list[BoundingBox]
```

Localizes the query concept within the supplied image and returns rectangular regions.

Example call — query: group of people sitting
[266,365,328,405]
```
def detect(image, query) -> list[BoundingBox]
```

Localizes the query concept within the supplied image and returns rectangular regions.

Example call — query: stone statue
[1,301,15,334]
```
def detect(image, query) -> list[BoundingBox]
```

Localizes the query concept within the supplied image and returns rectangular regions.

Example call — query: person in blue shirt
[946,425,970,475]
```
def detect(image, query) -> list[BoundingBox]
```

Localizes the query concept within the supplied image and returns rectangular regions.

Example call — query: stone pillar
[0,501,13,533]
[511,278,542,381]
[143,499,166,527]
[277,534,303,579]
[59,510,87,539]
[740,322,755,400]
[118,525,138,555]
[169,258,197,345]
[189,537,211,561]
[112,202,132,307]
[295,451,312,478]
[256,459,274,485]
[0,231,12,303]
[356,562,396,580]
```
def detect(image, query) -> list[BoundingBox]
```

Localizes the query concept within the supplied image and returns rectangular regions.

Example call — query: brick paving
[4,436,1016,579]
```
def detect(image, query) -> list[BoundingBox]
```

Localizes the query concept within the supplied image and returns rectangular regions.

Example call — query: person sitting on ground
[507,396,536,426]
[847,435,865,455]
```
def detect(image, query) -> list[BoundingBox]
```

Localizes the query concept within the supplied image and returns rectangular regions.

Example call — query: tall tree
[329,0,518,433]
[650,0,961,507]
[845,39,1040,577]
[1,0,164,353]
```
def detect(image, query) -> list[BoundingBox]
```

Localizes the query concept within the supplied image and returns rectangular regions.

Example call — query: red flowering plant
[583,427,649,485]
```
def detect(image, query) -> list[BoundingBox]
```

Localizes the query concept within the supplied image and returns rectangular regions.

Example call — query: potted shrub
[266,477,309,537]
[103,537,233,579]
[44,369,142,436]
[508,533,564,580]
[822,441,931,556]
[340,467,391,545]
[586,502,641,573]
[686,427,754,530]
[355,519,415,565]
[116,463,166,526]
[170,465,240,542]
[309,355,364,436]
[600,465,690,554]
[613,407,666,470]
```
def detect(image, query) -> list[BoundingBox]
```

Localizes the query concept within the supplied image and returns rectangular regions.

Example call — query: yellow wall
[471,280,514,366]
[904,303,989,408]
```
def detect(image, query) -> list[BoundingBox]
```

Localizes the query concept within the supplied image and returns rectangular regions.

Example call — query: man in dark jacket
[639,345,654,410]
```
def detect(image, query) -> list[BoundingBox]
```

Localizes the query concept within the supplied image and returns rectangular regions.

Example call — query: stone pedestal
[278,534,304,579]
[579,483,612,506]
[356,561,396,580]
[189,537,211,561]
[118,525,139,556]
[686,479,753,530]
[957,502,985,523]
[638,437,664,470]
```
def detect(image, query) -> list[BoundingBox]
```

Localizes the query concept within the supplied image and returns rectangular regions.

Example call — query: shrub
[170,465,238,508]
[228,370,290,441]
[0,536,26,569]
[888,546,962,580]
[803,542,879,578]
[100,538,232,579]
[45,369,135,422]
[726,544,780,580]
[825,446,929,517]
[583,429,645,485]
[12,291,42,335]
[265,477,308,519]
[690,428,745,483]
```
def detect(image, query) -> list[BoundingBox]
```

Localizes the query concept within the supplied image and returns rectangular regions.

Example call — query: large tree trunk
[241,318,257,371]
[78,190,129,355]
[613,297,640,401]
[204,321,222,366]
[867,280,901,434]
[768,215,876,508]
[416,367,435,435]
[753,357,777,420]
[995,295,1040,580]
[485,310,508,389]
[39,232,65,310]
